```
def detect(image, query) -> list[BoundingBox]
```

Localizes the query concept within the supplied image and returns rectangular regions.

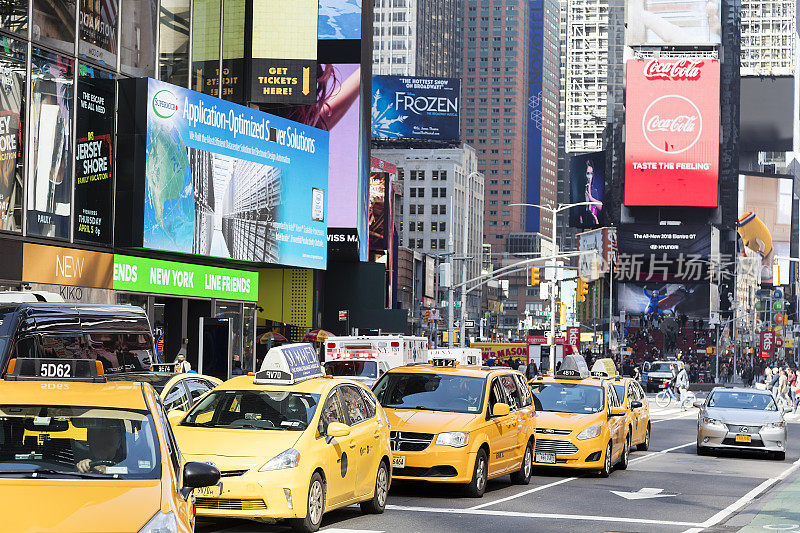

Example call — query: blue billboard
[143,79,329,269]
[318,0,362,40]
[526,0,543,233]
[371,76,460,141]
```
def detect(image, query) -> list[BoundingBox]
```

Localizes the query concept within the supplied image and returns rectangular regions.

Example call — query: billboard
[526,0,543,233]
[0,37,25,233]
[371,76,460,141]
[624,59,720,207]
[625,0,721,46]
[569,152,605,228]
[617,282,710,318]
[739,77,793,152]
[318,0,362,40]
[140,78,329,269]
[617,222,711,256]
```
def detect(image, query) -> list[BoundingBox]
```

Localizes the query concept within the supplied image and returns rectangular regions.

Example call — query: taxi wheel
[464,449,489,498]
[598,442,613,478]
[510,440,533,485]
[290,473,325,533]
[618,434,630,470]
[360,460,390,514]
[637,424,650,451]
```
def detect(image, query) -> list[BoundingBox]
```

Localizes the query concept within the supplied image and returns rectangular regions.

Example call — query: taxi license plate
[195,483,222,497]
[736,434,752,443]
[535,452,556,464]
[392,455,405,469]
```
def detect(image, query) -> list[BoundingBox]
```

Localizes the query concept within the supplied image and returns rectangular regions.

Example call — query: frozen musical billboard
[624,59,719,207]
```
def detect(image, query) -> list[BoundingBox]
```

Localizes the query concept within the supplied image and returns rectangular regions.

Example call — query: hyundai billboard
[371,76,460,141]
[624,59,720,207]
[140,79,329,269]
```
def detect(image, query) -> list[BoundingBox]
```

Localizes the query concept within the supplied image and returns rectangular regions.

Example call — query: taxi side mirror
[492,403,510,417]
[327,422,351,438]
[181,461,220,499]
[610,407,626,417]
[692,401,703,409]
[630,400,643,409]
[167,409,187,426]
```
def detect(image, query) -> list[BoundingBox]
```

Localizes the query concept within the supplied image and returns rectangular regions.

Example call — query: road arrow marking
[610,487,676,500]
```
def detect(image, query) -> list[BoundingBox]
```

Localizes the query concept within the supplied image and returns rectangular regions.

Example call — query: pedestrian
[174,352,191,373]
[777,369,790,409]
[676,364,690,410]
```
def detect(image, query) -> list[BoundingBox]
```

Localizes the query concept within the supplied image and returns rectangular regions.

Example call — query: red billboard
[760,331,775,359]
[624,59,720,207]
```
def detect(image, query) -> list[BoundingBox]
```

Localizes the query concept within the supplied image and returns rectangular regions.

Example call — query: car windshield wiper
[0,468,111,479]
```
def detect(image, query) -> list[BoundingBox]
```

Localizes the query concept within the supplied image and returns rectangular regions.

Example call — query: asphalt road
[197,396,800,533]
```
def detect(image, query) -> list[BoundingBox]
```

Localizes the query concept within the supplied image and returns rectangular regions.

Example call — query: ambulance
[428,348,481,366]
[323,335,428,386]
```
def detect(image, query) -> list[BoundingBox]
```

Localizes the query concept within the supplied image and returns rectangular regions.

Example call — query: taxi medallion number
[195,483,222,497]
[392,455,405,469]
[735,434,752,443]
[535,452,556,464]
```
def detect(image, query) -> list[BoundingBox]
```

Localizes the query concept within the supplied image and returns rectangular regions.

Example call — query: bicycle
[655,381,696,408]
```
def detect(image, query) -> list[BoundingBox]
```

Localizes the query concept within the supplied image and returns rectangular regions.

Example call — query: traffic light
[576,277,589,303]
[529,267,541,286]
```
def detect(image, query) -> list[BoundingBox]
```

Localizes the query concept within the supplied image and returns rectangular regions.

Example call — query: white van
[323,335,428,386]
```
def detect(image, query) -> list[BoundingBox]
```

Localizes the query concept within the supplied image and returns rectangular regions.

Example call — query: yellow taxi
[528,355,629,477]
[108,367,222,412]
[611,375,651,451]
[372,358,536,497]
[170,343,392,532]
[0,357,220,533]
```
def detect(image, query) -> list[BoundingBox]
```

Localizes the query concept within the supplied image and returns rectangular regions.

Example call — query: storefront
[113,254,259,380]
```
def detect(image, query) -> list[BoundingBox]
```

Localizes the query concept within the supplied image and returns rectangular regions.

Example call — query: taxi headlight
[435,431,469,447]
[138,511,177,533]
[700,417,725,429]
[260,448,301,471]
[576,424,602,440]
[764,421,786,429]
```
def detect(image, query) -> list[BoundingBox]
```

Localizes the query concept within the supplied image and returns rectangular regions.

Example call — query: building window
[431,239,438,249]
[416,221,423,232]
[439,187,446,197]
[409,204,416,215]
[439,205,445,214]
[431,222,437,232]
[432,188,438,198]
[439,239,445,249]
[431,205,438,215]
[439,222,446,232]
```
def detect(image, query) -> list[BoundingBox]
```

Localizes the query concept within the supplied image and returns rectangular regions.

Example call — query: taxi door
[486,376,519,474]
[318,388,357,505]
[632,382,649,444]
[513,374,536,449]
[606,384,625,460]
[337,384,378,498]
[499,374,529,464]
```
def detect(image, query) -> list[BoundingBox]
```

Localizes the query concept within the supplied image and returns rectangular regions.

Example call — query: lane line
[468,476,577,510]
[386,505,701,528]
[682,457,800,533]
[470,441,693,511]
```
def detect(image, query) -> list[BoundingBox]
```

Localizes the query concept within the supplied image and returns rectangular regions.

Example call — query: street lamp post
[509,202,601,373]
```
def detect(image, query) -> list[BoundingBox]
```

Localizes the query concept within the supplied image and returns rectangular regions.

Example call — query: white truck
[427,348,482,366]
[323,335,428,386]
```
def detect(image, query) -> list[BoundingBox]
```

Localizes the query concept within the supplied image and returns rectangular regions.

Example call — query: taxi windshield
[708,391,778,411]
[373,372,486,414]
[182,390,321,431]
[324,361,377,379]
[0,405,161,479]
[530,382,605,414]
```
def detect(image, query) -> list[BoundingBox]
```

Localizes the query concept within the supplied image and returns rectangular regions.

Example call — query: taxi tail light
[95,360,105,376]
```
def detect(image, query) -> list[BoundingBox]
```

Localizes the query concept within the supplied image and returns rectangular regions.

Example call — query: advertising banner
[617,282,709,318]
[625,0,721,46]
[617,223,711,256]
[577,227,617,275]
[0,37,25,233]
[23,243,113,289]
[113,254,259,301]
[371,76,460,141]
[624,59,719,207]
[471,342,530,361]
[566,326,581,350]
[318,0,362,40]
[142,78,329,269]
[569,151,605,227]
[760,331,775,359]
[74,65,114,244]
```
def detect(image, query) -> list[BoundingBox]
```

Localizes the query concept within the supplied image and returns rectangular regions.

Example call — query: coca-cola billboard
[625,59,719,207]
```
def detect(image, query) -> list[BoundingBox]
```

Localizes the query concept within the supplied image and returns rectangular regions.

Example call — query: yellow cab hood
[535,410,605,432]
[386,408,481,434]
[174,426,303,470]
[0,479,161,532]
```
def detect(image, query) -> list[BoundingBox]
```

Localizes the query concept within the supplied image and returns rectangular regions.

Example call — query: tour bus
[0,298,159,377]
[323,335,428,386]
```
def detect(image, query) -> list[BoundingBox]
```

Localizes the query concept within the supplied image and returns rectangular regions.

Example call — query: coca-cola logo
[642,95,703,154]
[644,59,703,81]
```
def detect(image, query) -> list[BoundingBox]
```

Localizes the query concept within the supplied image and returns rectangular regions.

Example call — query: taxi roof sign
[554,354,589,379]
[255,343,323,385]
[591,358,617,378]
[5,358,106,383]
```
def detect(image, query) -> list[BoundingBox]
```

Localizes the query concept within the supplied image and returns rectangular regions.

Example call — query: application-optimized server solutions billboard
[624,59,720,207]
[141,79,329,269]
[371,76,460,141]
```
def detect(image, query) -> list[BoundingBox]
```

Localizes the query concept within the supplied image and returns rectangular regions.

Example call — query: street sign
[338,310,348,321]
[465,320,475,328]
[440,301,462,308]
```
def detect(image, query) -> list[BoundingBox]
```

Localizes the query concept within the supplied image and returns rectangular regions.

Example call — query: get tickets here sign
[624,59,720,207]
[113,254,259,301]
